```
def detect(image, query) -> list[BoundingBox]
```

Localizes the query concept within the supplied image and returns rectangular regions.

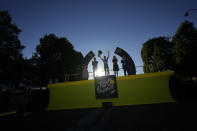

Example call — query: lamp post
[184,9,197,16]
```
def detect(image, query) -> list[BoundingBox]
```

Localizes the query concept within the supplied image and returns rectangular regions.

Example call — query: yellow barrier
[0,111,16,117]
[47,72,175,110]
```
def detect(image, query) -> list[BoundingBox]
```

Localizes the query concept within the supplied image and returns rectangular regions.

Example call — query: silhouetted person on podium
[99,51,110,76]
[121,56,129,76]
[112,55,119,77]
[92,57,98,78]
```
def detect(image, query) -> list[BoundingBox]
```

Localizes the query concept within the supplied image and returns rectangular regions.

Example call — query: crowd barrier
[47,72,175,110]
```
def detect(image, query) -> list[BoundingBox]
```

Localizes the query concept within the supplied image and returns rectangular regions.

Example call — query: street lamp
[184,9,197,16]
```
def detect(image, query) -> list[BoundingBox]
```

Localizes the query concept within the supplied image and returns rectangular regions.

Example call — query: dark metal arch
[114,47,136,75]
[81,51,95,80]
[84,51,95,66]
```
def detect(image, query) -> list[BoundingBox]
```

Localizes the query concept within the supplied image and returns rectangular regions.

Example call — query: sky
[1,0,197,78]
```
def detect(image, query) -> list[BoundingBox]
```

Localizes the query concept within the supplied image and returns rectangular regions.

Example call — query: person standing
[99,51,110,76]
[15,80,28,118]
[112,55,119,77]
[121,56,129,76]
[92,57,98,78]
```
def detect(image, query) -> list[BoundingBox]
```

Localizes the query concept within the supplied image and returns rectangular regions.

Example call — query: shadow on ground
[1,102,197,131]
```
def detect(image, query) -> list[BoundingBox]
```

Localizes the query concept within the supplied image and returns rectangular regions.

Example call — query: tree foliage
[0,11,25,83]
[141,37,173,73]
[0,11,84,85]
[0,11,24,61]
[172,21,197,77]
[141,21,197,78]
[33,34,84,85]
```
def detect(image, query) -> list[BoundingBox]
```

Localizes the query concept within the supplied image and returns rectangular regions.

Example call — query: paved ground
[1,102,197,131]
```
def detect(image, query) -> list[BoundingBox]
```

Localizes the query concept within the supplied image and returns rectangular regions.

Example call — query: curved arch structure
[82,48,136,79]
[81,51,95,80]
[84,51,95,66]
[114,47,136,75]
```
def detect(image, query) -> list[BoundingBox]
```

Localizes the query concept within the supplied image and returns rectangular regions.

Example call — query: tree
[141,37,173,73]
[0,11,25,83]
[172,21,197,78]
[33,34,83,85]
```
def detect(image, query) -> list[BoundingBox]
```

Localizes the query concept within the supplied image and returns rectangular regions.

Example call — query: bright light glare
[96,68,105,77]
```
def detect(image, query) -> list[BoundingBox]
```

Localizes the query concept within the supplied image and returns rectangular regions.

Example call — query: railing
[64,66,143,81]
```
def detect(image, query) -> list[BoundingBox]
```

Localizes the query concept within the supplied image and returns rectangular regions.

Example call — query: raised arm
[99,55,104,61]
[107,51,109,60]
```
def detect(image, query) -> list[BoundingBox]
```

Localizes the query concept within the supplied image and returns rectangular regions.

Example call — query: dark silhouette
[114,47,136,75]
[99,51,110,76]
[92,57,98,78]
[172,21,197,78]
[121,56,129,76]
[184,9,197,16]
[32,34,84,85]
[141,21,197,80]
[83,51,95,66]
[81,64,89,80]
[141,37,173,73]
[14,81,28,118]
[82,51,95,80]
[112,56,119,77]
[0,11,25,85]
[169,75,197,103]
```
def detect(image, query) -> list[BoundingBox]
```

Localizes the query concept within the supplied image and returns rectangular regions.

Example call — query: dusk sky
[1,0,197,77]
